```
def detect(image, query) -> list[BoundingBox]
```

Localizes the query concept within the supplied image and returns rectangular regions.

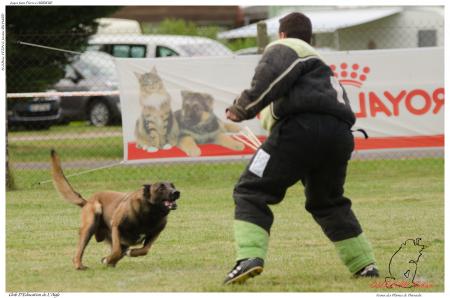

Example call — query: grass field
[8,123,123,162]
[5,158,444,292]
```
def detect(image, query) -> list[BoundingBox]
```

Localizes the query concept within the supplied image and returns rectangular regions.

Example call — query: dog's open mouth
[162,190,180,210]
[163,200,177,210]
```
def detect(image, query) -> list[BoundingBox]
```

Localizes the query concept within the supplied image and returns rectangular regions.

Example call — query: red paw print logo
[330,63,371,88]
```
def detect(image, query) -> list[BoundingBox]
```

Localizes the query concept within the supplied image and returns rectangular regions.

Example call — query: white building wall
[327,7,444,50]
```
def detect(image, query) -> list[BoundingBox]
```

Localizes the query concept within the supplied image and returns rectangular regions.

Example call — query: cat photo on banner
[134,67,179,153]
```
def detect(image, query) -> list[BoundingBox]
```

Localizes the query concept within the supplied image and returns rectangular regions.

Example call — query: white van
[88,34,233,58]
[95,18,142,35]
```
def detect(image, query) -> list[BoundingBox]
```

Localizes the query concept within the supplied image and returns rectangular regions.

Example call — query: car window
[110,45,146,58]
[112,45,131,57]
[156,46,179,57]
[130,45,146,58]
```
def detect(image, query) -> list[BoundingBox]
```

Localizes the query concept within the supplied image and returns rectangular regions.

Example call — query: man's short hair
[279,12,312,43]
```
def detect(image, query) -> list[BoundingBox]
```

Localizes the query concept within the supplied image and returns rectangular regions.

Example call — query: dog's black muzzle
[164,190,180,210]
[170,190,180,201]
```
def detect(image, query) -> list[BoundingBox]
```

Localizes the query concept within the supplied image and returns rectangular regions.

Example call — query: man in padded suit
[224,12,378,285]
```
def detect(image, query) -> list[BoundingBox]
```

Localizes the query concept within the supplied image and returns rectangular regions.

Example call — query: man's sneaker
[354,264,380,278]
[223,258,264,285]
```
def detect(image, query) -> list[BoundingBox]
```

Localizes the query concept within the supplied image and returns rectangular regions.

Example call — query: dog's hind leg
[73,203,101,270]
[178,136,201,157]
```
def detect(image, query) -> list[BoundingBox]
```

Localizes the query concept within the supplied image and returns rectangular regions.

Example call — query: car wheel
[89,100,111,127]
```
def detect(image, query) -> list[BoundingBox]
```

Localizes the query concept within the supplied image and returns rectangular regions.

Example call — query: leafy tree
[224,38,257,52]
[143,18,257,52]
[143,18,221,40]
[6,6,120,93]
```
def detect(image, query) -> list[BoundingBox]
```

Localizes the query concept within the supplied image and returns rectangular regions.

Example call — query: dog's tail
[50,149,87,207]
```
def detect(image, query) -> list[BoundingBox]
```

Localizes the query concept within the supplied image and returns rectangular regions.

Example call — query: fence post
[256,21,269,54]
[6,112,15,191]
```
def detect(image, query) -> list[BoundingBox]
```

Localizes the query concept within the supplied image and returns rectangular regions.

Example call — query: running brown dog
[50,149,180,270]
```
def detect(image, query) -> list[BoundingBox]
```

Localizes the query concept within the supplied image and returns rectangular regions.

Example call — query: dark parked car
[7,95,61,130]
[55,51,120,126]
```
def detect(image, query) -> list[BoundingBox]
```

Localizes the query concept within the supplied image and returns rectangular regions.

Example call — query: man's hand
[226,109,240,122]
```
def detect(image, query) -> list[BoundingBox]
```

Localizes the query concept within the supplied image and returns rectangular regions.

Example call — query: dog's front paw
[224,122,242,133]
[101,257,116,267]
[125,248,132,257]
[185,147,201,157]
[231,141,245,151]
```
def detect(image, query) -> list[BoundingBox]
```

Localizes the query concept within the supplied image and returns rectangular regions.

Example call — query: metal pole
[256,21,270,54]
[6,101,15,191]
[334,30,341,50]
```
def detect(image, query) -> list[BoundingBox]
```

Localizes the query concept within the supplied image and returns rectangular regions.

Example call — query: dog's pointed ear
[180,90,191,101]
[204,94,214,111]
[143,184,151,200]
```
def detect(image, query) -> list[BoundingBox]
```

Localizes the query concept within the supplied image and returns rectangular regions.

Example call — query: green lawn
[9,121,122,136]
[8,122,123,162]
[9,136,123,162]
[5,158,444,292]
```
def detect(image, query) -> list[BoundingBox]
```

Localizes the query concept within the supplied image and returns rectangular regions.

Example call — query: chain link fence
[6,17,444,191]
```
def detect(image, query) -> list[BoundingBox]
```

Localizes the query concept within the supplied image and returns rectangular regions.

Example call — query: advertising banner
[115,47,444,163]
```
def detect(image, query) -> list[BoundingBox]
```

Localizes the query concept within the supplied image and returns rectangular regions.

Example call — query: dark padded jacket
[227,38,356,131]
